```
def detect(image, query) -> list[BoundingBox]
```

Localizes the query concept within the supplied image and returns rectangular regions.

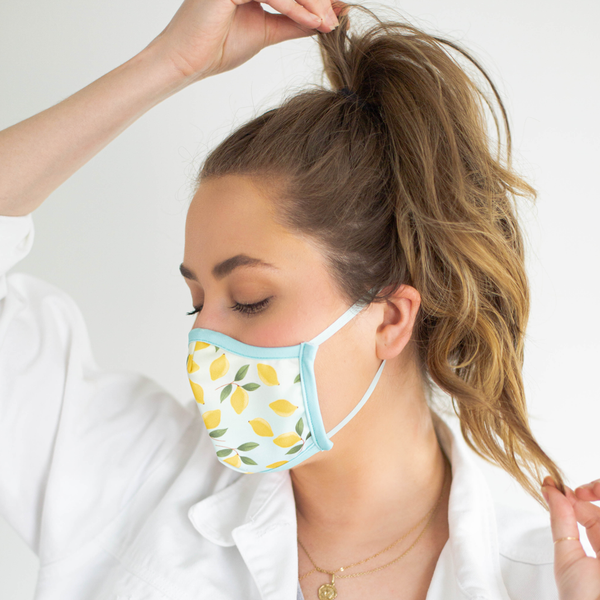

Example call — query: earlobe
[376,285,421,360]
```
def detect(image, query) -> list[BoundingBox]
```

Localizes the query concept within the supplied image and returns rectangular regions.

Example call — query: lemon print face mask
[186,297,386,474]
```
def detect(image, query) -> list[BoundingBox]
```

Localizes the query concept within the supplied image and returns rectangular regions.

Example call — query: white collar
[188,410,511,600]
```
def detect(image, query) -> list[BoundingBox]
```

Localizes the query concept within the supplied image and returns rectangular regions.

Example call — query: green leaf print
[220,383,233,403]
[295,418,304,437]
[241,383,260,391]
[240,456,258,466]
[294,373,301,383]
[306,432,312,440]
[209,428,228,438]
[216,448,233,457]
[215,346,220,352]
[237,442,259,452]
[234,364,249,381]
[286,444,303,455]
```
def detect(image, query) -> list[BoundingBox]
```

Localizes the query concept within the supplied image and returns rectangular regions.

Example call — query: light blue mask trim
[188,328,300,359]
[298,342,332,452]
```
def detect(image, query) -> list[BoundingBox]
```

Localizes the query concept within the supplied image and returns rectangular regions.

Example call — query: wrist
[137,36,209,93]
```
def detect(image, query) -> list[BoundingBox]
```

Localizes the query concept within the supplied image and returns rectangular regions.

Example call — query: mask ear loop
[306,289,385,441]
[307,297,371,346]
[325,358,386,439]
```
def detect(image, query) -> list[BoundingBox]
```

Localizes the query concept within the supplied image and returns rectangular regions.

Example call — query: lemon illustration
[223,454,241,468]
[231,386,249,415]
[257,363,279,386]
[248,418,274,437]
[202,409,221,430]
[210,354,229,380]
[269,399,297,417]
[273,432,302,448]
[189,380,204,404]
[194,341,210,351]
[187,354,199,374]
[266,460,288,469]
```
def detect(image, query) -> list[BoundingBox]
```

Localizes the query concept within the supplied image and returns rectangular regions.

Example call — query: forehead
[183,175,328,277]
[185,176,289,253]
[187,176,276,231]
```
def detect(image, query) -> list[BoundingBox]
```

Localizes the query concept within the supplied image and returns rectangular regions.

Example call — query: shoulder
[493,502,559,600]
[3,270,89,341]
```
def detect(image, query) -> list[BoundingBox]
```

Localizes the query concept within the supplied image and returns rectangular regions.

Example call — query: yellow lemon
[210,354,229,380]
[257,363,279,386]
[248,418,274,437]
[266,460,288,469]
[223,454,241,468]
[273,432,301,448]
[269,399,297,417]
[187,354,199,374]
[194,341,210,351]
[202,409,221,430]
[231,386,249,415]
[189,380,204,404]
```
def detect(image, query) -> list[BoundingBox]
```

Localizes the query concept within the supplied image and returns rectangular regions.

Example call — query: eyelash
[186,297,272,317]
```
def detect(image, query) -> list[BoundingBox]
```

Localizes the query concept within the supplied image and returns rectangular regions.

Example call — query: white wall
[1,0,598,597]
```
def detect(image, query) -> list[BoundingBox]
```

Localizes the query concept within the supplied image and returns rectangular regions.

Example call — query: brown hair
[195,2,565,508]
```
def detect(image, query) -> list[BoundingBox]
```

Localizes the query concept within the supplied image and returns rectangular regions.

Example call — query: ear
[375,284,421,361]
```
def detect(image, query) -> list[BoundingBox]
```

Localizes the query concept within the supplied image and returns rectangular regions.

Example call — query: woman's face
[181,174,385,438]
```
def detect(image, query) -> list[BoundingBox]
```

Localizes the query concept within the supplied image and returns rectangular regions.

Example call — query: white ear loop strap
[326,358,386,438]
[308,299,369,346]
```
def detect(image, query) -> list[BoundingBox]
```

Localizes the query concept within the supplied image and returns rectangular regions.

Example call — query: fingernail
[579,479,600,489]
[543,476,555,488]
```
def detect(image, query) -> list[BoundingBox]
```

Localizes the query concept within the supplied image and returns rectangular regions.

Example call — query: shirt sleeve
[0,213,197,566]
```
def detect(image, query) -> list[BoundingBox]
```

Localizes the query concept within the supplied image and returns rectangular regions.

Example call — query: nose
[190,299,227,334]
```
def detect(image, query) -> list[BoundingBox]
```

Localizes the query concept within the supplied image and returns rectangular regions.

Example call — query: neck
[290,356,450,561]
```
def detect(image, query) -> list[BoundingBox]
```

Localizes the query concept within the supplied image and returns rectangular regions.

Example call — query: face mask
[186,297,386,474]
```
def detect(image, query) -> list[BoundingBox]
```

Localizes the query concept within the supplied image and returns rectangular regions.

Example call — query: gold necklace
[298,455,450,600]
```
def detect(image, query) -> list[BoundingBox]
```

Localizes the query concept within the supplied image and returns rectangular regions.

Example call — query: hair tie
[337,86,381,118]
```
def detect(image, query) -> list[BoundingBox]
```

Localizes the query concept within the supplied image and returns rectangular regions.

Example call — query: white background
[1,0,599,597]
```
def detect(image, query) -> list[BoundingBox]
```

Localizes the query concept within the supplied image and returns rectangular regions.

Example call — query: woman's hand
[145,0,348,82]
[542,477,600,600]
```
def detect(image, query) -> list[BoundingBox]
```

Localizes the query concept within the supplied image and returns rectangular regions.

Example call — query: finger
[543,482,588,567]
[575,479,600,502]
[568,488,600,556]
[263,11,322,43]
[298,0,340,29]
[331,0,350,15]
[303,0,340,28]
[264,0,335,31]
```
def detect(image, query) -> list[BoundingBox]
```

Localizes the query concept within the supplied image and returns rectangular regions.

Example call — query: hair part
[195,2,565,508]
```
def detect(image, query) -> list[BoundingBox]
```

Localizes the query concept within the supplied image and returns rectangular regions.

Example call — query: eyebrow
[179,254,278,282]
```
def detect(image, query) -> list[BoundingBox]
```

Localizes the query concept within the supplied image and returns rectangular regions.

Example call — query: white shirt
[0,213,590,600]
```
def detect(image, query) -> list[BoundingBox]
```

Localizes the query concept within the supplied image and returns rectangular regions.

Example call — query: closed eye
[187,297,272,317]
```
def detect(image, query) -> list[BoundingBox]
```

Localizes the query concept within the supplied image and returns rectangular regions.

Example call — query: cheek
[312,318,379,432]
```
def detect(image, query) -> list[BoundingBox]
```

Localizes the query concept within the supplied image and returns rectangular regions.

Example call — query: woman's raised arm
[0,0,341,217]
[0,46,189,217]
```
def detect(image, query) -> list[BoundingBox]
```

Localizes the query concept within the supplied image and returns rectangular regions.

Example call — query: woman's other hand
[146,0,347,82]
[543,477,600,599]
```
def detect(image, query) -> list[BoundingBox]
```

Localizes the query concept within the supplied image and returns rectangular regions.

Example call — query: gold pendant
[317,574,338,600]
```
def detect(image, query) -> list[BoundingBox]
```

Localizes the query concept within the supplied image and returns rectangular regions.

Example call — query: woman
[0,0,598,599]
